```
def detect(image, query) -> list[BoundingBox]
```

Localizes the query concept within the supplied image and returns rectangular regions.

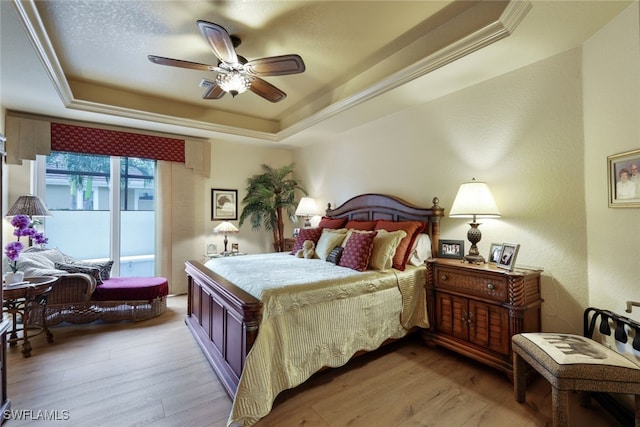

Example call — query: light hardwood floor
[4,295,622,426]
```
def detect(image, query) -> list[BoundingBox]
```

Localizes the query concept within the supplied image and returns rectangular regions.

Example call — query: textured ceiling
[0,0,633,145]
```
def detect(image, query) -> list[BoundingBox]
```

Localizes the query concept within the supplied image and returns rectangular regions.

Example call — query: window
[40,152,156,277]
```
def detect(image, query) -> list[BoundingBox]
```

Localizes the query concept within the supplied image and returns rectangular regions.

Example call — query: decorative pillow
[290,227,323,254]
[345,220,378,231]
[374,220,425,270]
[315,229,348,260]
[54,262,103,285]
[9,248,68,277]
[318,216,348,229]
[326,246,344,264]
[338,231,377,272]
[69,259,114,281]
[12,256,66,277]
[369,230,407,271]
[408,234,432,266]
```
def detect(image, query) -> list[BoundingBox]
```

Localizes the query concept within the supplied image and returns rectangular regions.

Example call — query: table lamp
[449,178,501,263]
[295,197,318,227]
[6,195,52,217]
[213,221,239,255]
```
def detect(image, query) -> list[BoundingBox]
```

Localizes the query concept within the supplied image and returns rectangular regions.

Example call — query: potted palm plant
[239,163,307,252]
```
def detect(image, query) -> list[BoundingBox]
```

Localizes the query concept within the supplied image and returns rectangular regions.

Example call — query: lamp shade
[449,179,501,219]
[6,195,52,217]
[213,221,239,234]
[295,197,318,217]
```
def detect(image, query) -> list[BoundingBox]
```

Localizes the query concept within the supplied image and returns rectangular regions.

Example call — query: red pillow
[374,220,425,270]
[338,231,377,271]
[318,216,348,229]
[290,228,323,254]
[345,220,377,231]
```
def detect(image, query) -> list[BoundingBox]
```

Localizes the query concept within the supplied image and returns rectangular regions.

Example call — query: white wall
[583,2,640,318]
[295,43,593,333]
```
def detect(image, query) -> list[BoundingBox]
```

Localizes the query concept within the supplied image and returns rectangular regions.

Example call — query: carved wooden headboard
[325,193,444,257]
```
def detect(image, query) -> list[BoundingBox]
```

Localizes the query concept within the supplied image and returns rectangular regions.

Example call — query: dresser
[423,258,543,377]
[283,238,296,253]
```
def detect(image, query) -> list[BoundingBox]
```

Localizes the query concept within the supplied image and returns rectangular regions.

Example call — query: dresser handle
[487,283,495,290]
[441,275,448,281]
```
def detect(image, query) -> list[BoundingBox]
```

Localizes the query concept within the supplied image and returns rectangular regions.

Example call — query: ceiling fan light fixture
[216,71,251,97]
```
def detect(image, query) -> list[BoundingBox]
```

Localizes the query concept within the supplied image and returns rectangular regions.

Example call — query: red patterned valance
[51,123,185,162]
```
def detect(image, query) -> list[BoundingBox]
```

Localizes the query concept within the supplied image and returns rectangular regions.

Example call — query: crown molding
[11,0,531,143]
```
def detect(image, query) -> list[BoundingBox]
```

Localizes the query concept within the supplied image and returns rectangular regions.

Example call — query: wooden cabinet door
[435,293,468,340]
[467,300,509,355]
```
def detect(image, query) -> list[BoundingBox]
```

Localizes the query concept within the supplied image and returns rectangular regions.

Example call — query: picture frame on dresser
[607,148,640,208]
[488,242,502,264]
[497,242,519,271]
[438,239,464,260]
[211,189,238,220]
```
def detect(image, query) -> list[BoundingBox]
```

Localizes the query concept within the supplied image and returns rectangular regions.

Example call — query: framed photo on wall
[497,243,520,271]
[488,243,502,264]
[438,239,464,260]
[607,148,640,208]
[211,189,238,220]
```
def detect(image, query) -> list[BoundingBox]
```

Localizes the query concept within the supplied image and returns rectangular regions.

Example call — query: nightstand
[422,258,543,378]
[283,238,296,253]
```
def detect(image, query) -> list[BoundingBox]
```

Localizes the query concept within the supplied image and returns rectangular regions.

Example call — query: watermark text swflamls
[3,409,70,421]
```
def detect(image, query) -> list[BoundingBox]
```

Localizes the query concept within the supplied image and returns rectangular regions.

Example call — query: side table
[423,258,543,378]
[3,276,57,358]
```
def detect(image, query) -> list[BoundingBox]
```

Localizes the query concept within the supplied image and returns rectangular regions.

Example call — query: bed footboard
[185,261,262,397]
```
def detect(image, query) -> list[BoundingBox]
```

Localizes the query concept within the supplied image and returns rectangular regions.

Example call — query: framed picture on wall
[211,189,238,220]
[497,243,519,271]
[607,148,640,208]
[438,239,464,260]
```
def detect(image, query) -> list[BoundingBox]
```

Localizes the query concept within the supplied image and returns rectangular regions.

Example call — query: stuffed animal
[295,240,316,259]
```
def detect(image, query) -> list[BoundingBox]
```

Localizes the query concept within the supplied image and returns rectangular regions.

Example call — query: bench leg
[552,387,569,427]
[513,350,527,403]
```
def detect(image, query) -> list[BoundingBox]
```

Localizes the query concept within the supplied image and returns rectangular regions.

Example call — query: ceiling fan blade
[147,55,217,72]
[245,54,306,76]
[197,20,238,65]
[201,81,226,99]
[249,77,287,103]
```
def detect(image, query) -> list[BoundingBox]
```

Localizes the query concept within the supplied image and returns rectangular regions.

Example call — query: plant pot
[4,271,25,285]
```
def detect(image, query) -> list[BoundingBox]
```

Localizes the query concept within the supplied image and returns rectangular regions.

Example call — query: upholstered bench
[513,310,640,427]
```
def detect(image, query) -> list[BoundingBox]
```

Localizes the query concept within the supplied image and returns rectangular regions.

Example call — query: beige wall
[294,2,640,333]
[583,2,640,319]
[200,140,294,256]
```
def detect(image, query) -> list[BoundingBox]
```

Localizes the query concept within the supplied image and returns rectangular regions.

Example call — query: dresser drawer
[434,266,508,302]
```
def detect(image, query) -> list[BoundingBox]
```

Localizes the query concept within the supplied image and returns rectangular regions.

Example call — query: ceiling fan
[148,20,305,103]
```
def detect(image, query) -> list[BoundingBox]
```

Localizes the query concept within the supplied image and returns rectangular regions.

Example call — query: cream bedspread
[203,253,429,426]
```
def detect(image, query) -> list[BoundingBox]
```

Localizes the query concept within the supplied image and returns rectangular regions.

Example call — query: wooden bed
[184,193,444,400]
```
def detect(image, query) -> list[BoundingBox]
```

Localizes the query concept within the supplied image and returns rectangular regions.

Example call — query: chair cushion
[513,333,640,384]
[91,277,169,302]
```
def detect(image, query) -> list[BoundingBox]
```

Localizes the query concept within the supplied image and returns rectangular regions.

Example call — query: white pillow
[369,229,407,271]
[409,234,432,266]
[315,229,348,260]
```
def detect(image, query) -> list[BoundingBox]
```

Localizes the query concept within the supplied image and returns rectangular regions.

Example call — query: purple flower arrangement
[4,214,48,273]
